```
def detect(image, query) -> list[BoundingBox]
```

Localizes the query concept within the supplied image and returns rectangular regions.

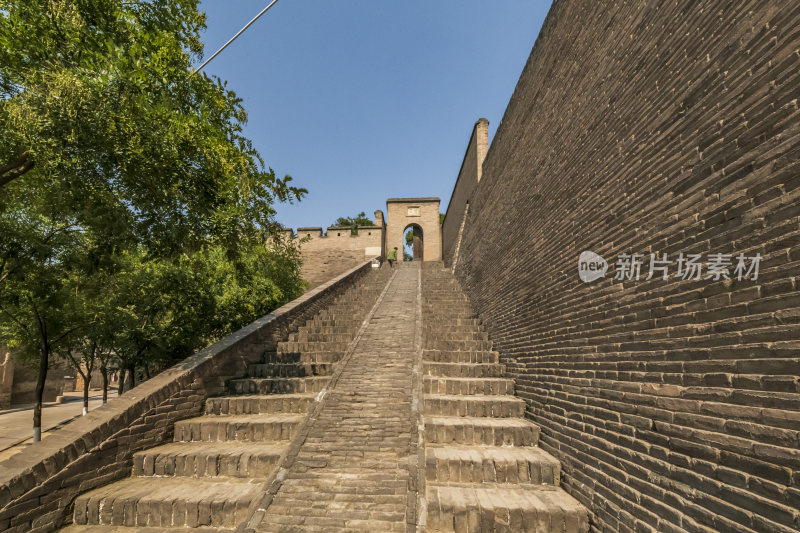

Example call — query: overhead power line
[192,0,282,76]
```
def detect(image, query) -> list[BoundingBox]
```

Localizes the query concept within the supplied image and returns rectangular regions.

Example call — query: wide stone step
[424,331,488,341]
[425,445,560,485]
[133,441,287,478]
[424,394,525,417]
[295,325,360,335]
[426,484,589,533]
[305,319,363,328]
[425,416,539,446]
[423,324,485,334]
[229,376,329,394]
[247,362,334,378]
[424,377,514,395]
[423,350,499,364]
[257,516,405,532]
[263,351,343,365]
[423,312,479,321]
[174,414,303,442]
[422,303,473,312]
[423,292,463,296]
[423,317,482,327]
[289,332,354,343]
[277,341,351,353]
[72,477,261,528]
[62,526,231,533]
[205,393,315,415]
[425,339,492,351]
[424,361,505,378]
[315,311,369,320]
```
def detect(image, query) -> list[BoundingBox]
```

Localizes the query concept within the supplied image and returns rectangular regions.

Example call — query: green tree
[0,212,92,440]
[335,212,373,235]
[82,239,305,399]
[58,340,98,417]
[0,0,306,254]
[0,0,307,440]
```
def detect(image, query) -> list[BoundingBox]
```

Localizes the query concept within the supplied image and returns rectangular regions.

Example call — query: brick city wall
[292,226,383,254]
[286,218,384,289]
[442,118,489,267]
[0,260,374,532]
[450,1,800,532]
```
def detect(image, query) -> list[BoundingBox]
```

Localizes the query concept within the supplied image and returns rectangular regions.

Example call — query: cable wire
[192,0,282,76]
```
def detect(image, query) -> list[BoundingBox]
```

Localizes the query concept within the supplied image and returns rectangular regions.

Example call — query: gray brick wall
[451,1,800,531]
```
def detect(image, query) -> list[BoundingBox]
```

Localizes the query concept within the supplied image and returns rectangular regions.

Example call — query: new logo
[578,250,608,283]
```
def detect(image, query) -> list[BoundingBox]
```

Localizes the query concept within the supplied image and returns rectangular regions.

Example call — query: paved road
[0,390,108,460]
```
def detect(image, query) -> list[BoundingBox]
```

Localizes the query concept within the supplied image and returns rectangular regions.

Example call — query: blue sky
[197,1,552,229]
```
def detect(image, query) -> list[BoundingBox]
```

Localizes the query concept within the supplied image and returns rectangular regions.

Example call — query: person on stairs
[387,247,398,268]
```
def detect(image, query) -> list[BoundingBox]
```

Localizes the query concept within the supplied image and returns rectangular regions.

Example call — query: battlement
[280,210,387,289]
[284,225,383,239]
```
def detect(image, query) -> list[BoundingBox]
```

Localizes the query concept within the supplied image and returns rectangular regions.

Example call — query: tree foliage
[334,212,373,235]
[0,0,306,254]
[0,0,307,439]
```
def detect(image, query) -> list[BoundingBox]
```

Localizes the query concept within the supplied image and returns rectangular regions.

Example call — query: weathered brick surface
[286,211,386,289]
[256,266,417,532]
[448,1,800,532]
[0,260,375,533]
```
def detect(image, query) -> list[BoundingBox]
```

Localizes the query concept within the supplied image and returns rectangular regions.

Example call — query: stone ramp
[421,266,589,533]
[63,267,392,532]
[255,266,418,532]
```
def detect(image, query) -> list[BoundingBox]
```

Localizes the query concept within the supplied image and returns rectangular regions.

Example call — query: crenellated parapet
[282,209,385,260]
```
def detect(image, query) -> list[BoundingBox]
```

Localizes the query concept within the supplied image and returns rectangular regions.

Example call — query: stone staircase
[62,267,391,532]
[421,266,589,533]
[56,263,589,532]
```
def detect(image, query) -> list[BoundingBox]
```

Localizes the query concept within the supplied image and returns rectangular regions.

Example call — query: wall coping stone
[386,198,440,203]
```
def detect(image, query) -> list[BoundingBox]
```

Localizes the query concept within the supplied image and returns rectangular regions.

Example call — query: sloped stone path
[256,266,420,532]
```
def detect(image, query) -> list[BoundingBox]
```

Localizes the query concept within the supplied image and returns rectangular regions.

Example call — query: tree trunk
[82,371,90,415]
[33,345,48,442]
[143,364,151,380]
[117,368,126,396]
[127,365,135,390]
[101,366,108,404]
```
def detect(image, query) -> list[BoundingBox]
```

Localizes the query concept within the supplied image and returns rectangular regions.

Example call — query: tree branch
[0,302,27,332]
[0,152,35,189]
[51,322,89,346]
[64,349,86,380]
